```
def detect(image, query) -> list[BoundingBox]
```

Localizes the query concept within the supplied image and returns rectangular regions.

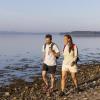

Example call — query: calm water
[0,34,100,86]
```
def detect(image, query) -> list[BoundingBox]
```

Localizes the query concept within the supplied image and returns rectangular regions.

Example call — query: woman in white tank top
[59,34,79,96]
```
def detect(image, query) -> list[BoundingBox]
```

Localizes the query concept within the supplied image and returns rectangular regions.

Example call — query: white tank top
[63,44,78,66]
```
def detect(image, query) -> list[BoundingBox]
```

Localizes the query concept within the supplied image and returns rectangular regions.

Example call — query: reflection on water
[0,34,100,86]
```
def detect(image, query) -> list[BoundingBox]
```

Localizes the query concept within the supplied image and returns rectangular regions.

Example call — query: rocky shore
[0,64,100,100]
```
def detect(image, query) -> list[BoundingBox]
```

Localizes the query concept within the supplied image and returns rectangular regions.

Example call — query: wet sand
[0,64,100,100]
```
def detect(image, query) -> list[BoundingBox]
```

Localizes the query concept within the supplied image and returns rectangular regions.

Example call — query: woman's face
[64,36,70,45]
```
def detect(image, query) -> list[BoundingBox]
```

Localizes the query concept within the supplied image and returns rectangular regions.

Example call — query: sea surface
[0,34,100,86]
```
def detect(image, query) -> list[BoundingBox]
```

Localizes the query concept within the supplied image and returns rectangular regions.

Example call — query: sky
[0,0,100,33]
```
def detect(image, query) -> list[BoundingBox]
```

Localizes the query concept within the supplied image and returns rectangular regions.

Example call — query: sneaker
[75,87,80,93]
[59,91,65,97]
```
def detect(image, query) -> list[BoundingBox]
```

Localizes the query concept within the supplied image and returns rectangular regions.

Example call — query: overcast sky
[0,0,100,33]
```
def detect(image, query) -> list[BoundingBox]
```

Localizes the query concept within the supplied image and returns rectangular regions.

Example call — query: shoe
[46,87,54,96]
[42,85,49,93]
[47,87,54,93]
[75,87,80,93]
[59,91,65,97]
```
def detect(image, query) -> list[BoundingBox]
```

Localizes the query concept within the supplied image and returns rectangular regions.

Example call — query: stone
[5,92,10,96]
[83,97,88,100]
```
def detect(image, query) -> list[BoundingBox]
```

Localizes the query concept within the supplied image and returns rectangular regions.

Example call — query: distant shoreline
[0,31,100,37]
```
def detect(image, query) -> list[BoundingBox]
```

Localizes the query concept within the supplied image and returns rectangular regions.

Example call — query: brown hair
[64,34,74,53]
